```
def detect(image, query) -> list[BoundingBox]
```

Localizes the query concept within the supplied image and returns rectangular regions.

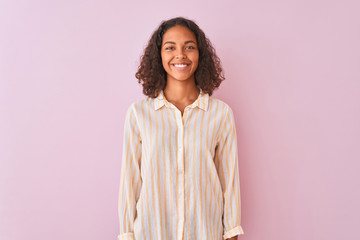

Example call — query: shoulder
[126,96,153,114]
[208,95,234,115]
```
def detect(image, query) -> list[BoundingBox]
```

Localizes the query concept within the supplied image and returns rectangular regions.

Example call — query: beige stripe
[128,110,138,232]
[214,102,227,149]
[147,100,158,240]
[218,109,232,230]
[131,125,141,211]
[198,106,207,239]
[190,108,200,239]
[234,122,241,226]
[229,112,238,227]
[215,102,226,236]
[230,109,240,228]
[184,107,192,238]
[193,120,197,240]
[215,103,228,234]
[160,108,168,239]
[210,100,222,238]
[225,110,235,229]
[185,108,191,240]
[205,100,216,239]
[155,107,165,239]
[166,107,174,236]
[171,108,180,238]
[224,130,232,230]
[202,108,212,238]
[123,109,133,232]
[210,99,219,159]
[138,102,147,238]
[218,133,229,230]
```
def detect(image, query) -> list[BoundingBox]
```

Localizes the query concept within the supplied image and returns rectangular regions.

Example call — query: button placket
[175,108,185,240]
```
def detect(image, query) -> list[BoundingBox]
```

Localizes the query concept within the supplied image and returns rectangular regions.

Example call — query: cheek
[161,53,170,68]
[191,51,199,62]
[193,54,199,68]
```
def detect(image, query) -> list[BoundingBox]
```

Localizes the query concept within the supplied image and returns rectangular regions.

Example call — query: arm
[117,104,142,240]
[215,106,244,239]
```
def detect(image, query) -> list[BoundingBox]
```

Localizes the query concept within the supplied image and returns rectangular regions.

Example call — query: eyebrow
[163,40,197,46]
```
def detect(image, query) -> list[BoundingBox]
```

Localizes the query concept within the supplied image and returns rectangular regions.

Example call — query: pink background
[1,0,359,239]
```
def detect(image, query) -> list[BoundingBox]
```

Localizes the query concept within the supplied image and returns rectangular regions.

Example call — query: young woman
[118,17,244,240]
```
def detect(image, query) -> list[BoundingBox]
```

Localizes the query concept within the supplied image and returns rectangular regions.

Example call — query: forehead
[162,25,197,43]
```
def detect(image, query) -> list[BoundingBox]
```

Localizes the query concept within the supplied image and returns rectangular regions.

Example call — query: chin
[170,75,194,81]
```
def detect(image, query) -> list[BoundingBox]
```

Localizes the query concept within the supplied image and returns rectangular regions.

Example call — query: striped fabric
[118,87,244,240]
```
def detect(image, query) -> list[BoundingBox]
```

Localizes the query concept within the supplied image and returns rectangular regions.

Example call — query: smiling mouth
[171,63,190,70]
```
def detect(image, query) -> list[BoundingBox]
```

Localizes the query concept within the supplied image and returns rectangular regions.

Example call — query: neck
[163,79,200,103]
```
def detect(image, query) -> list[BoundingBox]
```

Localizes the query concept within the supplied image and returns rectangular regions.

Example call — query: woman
[118,17,244,240]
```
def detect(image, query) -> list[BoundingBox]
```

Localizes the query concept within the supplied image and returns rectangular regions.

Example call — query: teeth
[174,64,188,67]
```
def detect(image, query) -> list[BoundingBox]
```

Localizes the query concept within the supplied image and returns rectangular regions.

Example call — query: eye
[165,46,175,50]
[186,46,196,49]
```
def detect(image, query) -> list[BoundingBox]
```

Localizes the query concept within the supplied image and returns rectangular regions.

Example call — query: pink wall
[1,0,359,239]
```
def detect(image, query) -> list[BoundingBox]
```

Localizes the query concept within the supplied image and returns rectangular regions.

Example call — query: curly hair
[135,17,225,98]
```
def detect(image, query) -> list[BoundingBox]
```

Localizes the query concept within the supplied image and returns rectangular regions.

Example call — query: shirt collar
[154,87,209,112]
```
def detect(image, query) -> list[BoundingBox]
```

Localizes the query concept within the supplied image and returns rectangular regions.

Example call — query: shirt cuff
[223,225,244,239]
[117,232,134,240]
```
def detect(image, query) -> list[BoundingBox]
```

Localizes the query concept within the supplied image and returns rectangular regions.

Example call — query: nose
[175,49,187,59]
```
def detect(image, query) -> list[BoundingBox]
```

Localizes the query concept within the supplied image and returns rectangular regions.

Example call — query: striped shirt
[118,87,244,240]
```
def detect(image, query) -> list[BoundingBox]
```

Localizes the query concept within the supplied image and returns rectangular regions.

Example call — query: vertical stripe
[205,100,216,239]
[194,107,205,239]
[184,97,193,239]
[166,107,175,237]
[155,108,165,240]
[211,100,222,239]
[147,101,156,240]
[203,107,211,238]
[171,108,180,239]
[224,109,234,229]
[189,107,200,239]
[121,108,133,232]
[184,106,192,240]
[137,102,147,239]
[160,108,169,239]
[185,107,191,240]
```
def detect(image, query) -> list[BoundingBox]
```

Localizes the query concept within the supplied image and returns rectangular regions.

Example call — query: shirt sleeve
[215,106,244,239]
[117,104,142,240]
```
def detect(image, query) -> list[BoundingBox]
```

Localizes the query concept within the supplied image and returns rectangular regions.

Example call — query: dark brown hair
[135,17,225,98]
